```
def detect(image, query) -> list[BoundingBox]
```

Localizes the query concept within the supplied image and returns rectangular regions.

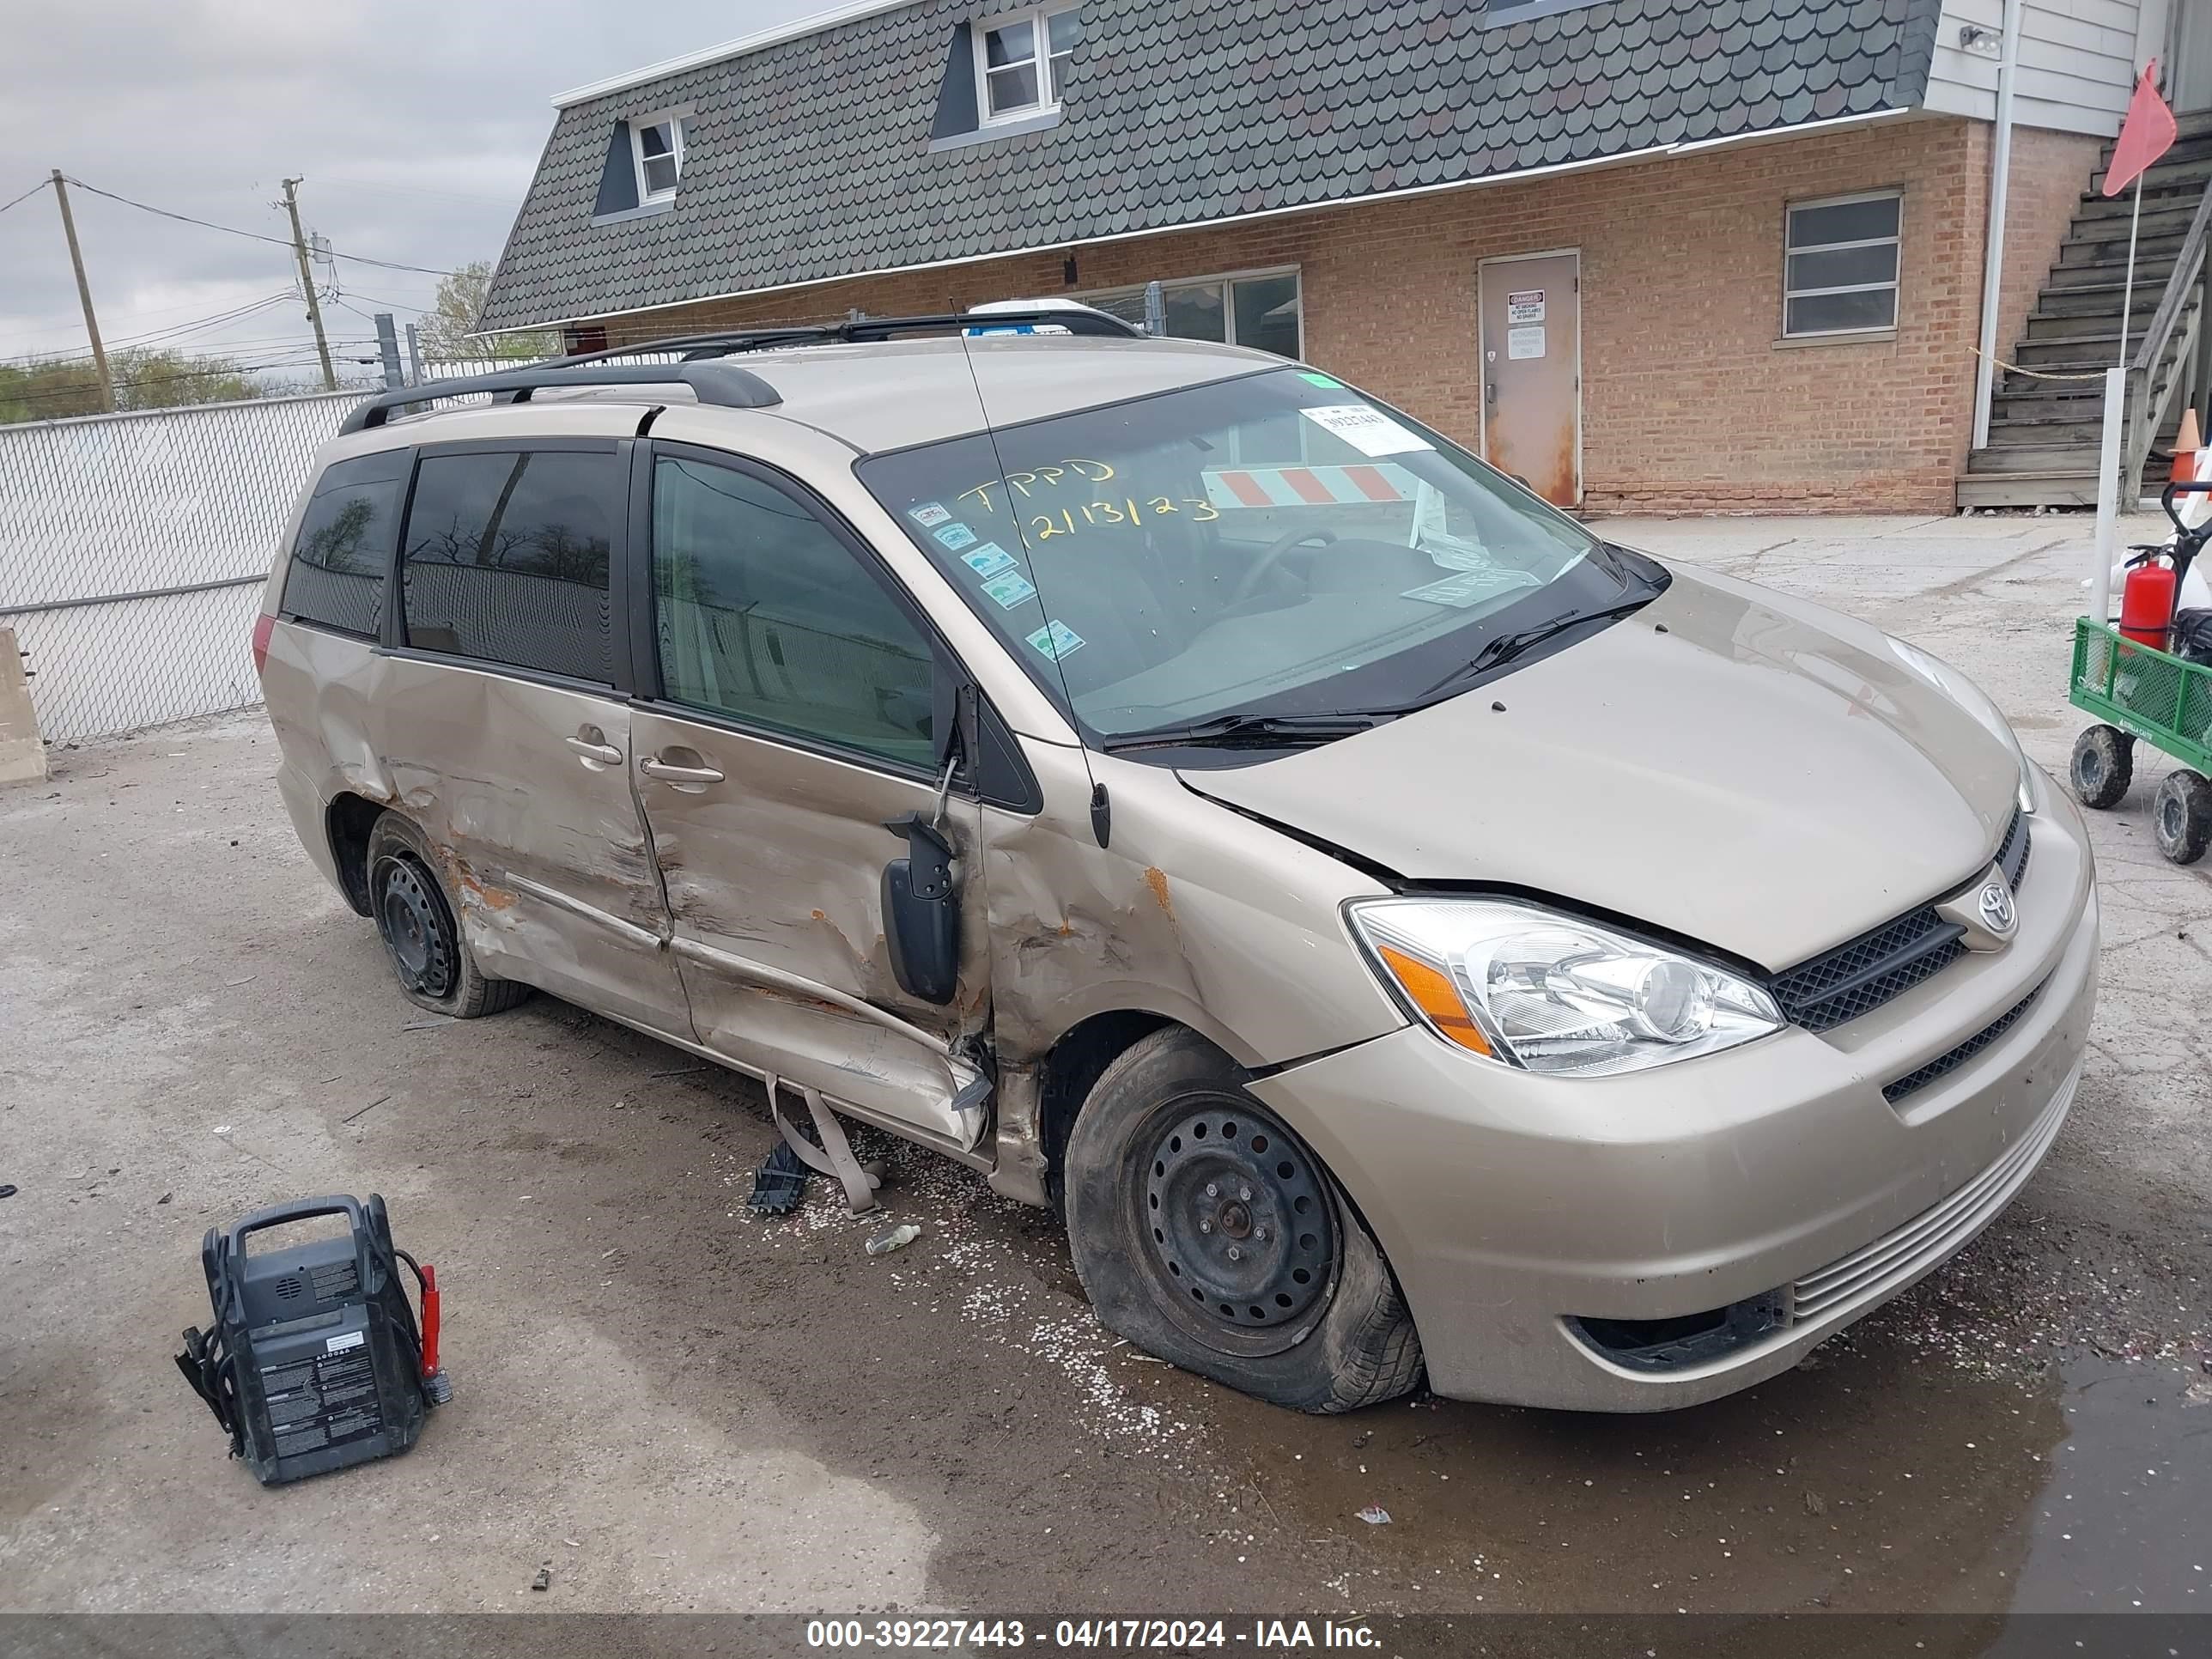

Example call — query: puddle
[2004,1358,2209,1613]
[1199,1328,2208,1614]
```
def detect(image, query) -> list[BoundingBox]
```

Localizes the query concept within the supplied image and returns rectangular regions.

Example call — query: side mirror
[881,812,959,1005]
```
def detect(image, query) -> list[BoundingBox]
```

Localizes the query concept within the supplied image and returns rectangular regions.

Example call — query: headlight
[1348,898,1784,1076]
[1887,637,2036,814]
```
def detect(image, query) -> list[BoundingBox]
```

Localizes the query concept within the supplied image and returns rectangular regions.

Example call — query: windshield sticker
[1025,620,1086,661]
[1203,464,1417,509]
[1299,404,1434,458]
[933,522,979,550]
[1402,568,1543,609]
[908,502,952,528]
[1298,371,1345,388]
[980,570,1038,610]
[960,543,1018,578]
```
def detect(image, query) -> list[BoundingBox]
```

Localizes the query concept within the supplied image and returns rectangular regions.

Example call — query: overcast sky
[0,0,833,378]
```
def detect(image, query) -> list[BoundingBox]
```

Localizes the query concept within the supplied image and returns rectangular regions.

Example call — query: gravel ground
[0,510,2206,1624]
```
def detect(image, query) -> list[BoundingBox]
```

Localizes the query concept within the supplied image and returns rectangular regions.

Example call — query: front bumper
[1249,784,2100,1411]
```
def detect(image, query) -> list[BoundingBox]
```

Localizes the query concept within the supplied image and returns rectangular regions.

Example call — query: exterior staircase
[1959,108,2212,510]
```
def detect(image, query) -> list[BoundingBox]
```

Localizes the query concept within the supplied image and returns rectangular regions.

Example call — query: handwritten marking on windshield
[956,458,1116,514]
[1028,497,1221,538]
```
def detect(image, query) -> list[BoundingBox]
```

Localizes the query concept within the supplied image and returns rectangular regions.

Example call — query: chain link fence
[0,389,368,743]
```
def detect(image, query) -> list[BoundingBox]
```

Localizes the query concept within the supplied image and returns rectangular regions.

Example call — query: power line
[62,176,458,276]
[0,178,48,217]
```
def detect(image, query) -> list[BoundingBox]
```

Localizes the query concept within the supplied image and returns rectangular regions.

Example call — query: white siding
[1925,0,2161,135]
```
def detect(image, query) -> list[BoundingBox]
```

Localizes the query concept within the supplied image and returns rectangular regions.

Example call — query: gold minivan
[258,309,2098,1413]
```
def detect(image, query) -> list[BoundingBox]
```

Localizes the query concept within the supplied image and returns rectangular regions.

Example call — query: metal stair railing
[2123,181,2212,496]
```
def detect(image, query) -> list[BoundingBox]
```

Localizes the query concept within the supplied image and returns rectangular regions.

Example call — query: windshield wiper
[1101,710,1393,754]
[1410,596,1657,704]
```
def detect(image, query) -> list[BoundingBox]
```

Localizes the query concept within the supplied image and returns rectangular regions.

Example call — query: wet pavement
[1,511,2208,1629]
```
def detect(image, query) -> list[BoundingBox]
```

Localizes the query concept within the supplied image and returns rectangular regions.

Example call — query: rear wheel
[2069,725,2134,810]
[365,814,530,1018]
[2151,769,2212,865]
[1062,1027,1423,1413]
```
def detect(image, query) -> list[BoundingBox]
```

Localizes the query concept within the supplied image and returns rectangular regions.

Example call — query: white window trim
[973,3,1077,127]
[631,109,689,204]
[1079,264,1305,356]
[1782,188,1902,340]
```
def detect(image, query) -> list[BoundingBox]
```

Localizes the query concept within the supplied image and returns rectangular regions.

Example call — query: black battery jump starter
[175,1194,448,1486]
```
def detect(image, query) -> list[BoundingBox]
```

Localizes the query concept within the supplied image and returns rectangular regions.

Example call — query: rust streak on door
[1480,252,1581,507]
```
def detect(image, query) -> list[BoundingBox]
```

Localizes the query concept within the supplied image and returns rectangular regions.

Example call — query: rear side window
[400,449,622,684]
[283,451,407,636]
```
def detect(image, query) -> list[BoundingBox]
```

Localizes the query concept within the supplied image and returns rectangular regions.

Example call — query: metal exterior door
[1480,252,1582,507]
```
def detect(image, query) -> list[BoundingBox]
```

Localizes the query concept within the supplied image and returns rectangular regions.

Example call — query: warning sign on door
[1506,289,1546,325]
[1507,325,1547,361]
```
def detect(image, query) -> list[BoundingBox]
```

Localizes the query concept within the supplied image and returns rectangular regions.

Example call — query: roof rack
[558,306,1146,368]
[338,359,784,434]
[337,307,1146,434]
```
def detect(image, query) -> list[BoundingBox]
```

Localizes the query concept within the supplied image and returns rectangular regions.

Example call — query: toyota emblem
[1978,880,2016,936]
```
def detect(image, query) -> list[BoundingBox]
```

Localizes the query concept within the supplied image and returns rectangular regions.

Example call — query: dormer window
[975,4,1078,124]
[632,112,687,203]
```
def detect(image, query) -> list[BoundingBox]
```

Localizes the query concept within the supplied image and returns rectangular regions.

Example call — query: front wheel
[364,814,531,1018]
[2069,725,2134,810]
[1062,1027,1423,1413]
[2152,769,2212,864]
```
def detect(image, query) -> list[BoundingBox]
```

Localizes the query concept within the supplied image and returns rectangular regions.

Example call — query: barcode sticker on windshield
[1299,404,1433,458]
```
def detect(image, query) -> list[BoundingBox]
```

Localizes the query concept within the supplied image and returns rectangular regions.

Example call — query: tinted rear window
[399,449,621,684]
[283,451,408,636]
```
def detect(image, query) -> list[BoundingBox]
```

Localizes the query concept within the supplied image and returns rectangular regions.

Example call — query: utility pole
[279,177,337,392]
[50,171,114,412]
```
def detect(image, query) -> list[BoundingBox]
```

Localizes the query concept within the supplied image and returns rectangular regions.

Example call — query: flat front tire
[364,813,530,1018]
[1062,1027,1423,1413]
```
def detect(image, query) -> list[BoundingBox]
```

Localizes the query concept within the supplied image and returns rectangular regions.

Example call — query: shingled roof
[478,0,1946,333]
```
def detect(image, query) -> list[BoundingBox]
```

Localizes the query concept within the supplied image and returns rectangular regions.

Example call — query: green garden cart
[2068,482,2212,864]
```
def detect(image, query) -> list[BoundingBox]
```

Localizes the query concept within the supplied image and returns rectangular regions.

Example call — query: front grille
[1792,1063,2075,1323]
[1996,803,2032,890]
[1771,806,2029,1034]
[1771,908,1966,1031]
[1881,978,2047,1104]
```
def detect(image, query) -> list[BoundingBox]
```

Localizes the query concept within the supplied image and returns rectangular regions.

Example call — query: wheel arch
[325,792,386,916]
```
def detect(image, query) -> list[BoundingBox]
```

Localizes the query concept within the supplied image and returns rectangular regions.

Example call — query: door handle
[565,733,623,766]
[641,755,726,787]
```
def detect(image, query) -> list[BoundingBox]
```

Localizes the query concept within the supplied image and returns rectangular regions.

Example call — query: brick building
[479,0,2212,514]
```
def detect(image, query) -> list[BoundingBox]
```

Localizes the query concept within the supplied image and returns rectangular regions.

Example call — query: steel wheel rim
[374,854,456,1000]
[1135,1097,1339,1349]
[2160,788,2185,844]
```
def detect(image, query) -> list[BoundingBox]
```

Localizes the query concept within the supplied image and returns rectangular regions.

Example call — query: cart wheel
[2151,769,2212,865]
[2069,725,2134,809]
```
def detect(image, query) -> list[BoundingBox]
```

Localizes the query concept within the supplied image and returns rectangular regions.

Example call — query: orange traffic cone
[2172,407,2203,483]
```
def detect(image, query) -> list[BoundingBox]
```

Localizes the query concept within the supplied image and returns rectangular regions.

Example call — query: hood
[1183,567,2021,971]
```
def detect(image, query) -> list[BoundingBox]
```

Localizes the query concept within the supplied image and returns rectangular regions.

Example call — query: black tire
[364,813,531,1018]
[2069,725,2134,810]
[2151,769,2212,865]
[1062,1027,1423,1413]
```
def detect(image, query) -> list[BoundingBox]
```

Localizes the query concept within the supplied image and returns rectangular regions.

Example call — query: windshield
[856,366,1663,746]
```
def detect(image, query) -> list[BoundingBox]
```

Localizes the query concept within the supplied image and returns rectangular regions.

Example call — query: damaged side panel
[631,706,991,1149]
[981,738,1413,1189]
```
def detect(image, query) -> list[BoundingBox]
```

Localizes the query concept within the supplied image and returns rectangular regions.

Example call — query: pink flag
[2104,60,2178,197]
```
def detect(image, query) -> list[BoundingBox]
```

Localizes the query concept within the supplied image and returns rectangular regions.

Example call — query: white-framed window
[975,3,1079,125]
[1783,190,1901,338]
[631,111,688,204]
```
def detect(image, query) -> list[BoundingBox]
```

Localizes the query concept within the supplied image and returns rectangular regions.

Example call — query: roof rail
[556,306,1146,370]
[337,359,783,434]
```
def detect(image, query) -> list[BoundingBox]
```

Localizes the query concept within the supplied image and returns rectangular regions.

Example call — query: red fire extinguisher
[2119,551,2179,649]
